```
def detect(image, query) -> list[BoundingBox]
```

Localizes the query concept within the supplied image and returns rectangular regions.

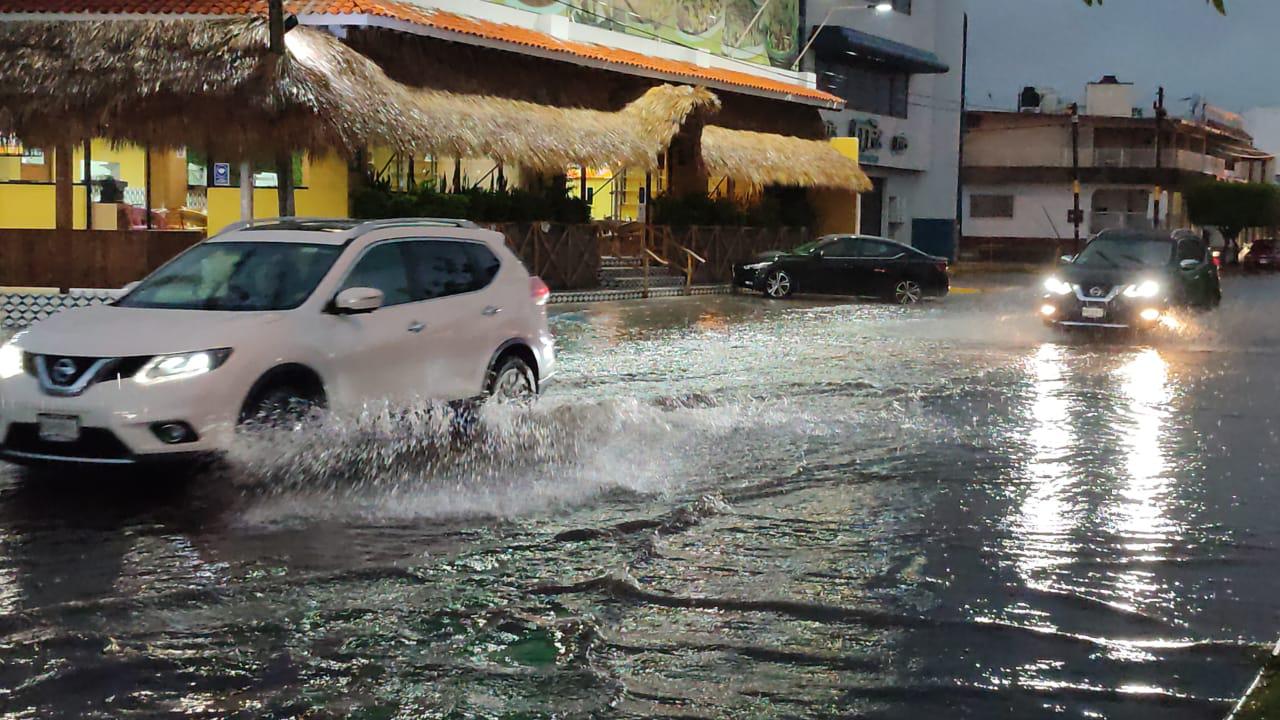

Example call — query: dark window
[405,240,492,300]
[1177,236,1206,263]
[343,243,413,306]
[466,243,502,287]
[892,0,912,13]
[859,240,905,258]
[970,194,1015,218]
[823,237,862,257]
[817,58,910,118]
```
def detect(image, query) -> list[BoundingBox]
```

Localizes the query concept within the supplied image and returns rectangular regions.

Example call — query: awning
[811,26,949,74]
[701,127,871,192]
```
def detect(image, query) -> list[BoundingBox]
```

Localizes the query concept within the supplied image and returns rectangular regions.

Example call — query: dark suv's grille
[3,424,133,460]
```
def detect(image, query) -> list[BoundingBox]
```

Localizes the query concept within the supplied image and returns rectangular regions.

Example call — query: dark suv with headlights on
[1040,229,1221,330]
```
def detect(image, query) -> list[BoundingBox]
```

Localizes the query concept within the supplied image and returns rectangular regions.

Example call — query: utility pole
[1152,86,1166,228]
[268,0,295,217]
[954,12,968,263]
[1071,103,1081,247]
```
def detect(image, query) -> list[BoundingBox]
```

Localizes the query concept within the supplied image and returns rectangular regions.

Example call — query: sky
[963,0,1280,115]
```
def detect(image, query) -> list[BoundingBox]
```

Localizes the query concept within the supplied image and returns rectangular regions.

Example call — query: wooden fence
[0,229,204,291]
[0,223,811,293]
[652,225,811,285]
[489,222,604,291]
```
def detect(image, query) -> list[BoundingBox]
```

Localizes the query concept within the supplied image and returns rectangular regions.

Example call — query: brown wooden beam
[54,144,73,230]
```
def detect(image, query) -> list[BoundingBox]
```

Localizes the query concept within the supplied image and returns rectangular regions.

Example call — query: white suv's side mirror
[332,287,384,314]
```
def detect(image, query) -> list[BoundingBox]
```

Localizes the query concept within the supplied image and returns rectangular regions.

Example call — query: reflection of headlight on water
[1158,314,1184,331]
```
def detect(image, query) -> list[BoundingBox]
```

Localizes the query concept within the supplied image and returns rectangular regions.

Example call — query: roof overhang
[812,26,949,75]
[296,10,842,109]
[0,0,844,109]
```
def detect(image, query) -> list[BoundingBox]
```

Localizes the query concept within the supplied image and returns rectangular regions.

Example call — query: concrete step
[600,255,643,269]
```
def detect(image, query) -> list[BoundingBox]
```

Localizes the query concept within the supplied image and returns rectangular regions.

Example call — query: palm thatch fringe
[701,126,873,192]
[0,18,719,171]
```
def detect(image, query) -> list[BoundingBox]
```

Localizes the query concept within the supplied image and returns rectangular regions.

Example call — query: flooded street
[3,275,1280,718]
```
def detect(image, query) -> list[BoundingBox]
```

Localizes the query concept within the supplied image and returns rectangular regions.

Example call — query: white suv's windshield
[118,242,343,311]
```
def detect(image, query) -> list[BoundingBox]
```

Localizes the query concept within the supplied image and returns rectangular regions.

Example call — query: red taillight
[530,276,551,306]
[935,262,949,274]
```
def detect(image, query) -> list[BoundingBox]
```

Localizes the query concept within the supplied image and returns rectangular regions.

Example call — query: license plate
[38,414,81,443]
[1081,306,1106,319]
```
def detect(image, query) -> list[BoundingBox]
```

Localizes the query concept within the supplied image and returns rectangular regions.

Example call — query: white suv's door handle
[482,306,503,316]
[407,321,425,333]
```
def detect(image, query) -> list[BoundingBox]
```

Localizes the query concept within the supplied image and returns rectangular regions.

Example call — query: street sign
[212,162,231,187]
[1067,209,1085,224]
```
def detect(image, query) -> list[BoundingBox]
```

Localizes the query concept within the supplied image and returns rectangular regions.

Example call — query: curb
[549,285,733,304]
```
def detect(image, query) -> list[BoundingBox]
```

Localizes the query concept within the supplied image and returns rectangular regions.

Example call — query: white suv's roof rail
[215,217,480,238]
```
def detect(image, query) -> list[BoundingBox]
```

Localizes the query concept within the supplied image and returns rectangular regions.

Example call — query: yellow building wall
[811,137,862,235]
[0,184,87,229]
[205,153,349,234]
[72,140,147,189]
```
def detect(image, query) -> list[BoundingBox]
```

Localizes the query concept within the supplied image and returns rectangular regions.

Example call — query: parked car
[0,218,556,467]
[1242,239,1280,272]
[733,235,950,303]
[1039,228,1221,331]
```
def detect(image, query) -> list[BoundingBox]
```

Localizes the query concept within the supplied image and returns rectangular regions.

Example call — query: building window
[818,57,910,118]
[892,0,912,14]
[970,194,1014,218]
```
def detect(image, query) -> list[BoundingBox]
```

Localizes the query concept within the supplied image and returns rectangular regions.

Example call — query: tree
[1082,0,1225,13]
[1185,181,1280,262]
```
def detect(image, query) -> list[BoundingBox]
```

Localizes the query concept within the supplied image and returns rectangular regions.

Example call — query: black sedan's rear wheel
[893,279,924,305]
[765,269,793,299]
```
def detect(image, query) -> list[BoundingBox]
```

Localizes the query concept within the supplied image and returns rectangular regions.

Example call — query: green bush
[352,179,590,224]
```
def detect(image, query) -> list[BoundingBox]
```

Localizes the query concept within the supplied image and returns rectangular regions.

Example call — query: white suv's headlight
[1043,276,1073,295]
[1123,280,1161,299]
[0,341,23,380]
[135,349,231,385]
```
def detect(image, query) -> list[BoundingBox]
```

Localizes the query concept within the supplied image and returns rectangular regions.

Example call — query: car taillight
[935,262,949,275]
[530,276,551,306]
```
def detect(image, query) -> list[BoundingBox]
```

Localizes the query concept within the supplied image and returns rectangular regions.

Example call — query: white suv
[0,218,556,467]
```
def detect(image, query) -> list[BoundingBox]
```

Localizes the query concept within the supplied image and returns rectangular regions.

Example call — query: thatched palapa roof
[701,127,872,192]
[0,18,718,171]
[0,17,868,190]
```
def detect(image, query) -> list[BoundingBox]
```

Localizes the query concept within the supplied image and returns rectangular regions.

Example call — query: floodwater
[2,275,1280,718]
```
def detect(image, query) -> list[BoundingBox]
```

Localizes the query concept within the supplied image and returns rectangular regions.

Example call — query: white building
[805,0,965,258]
[962,78,1275,262]
[1242,108,1280,182]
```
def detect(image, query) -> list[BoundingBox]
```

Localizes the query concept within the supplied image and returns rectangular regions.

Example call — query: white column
[239,161,254,221]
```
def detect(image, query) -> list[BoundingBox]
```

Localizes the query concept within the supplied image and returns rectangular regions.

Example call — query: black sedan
[734,235,950,303]
[1040,228,1221,331]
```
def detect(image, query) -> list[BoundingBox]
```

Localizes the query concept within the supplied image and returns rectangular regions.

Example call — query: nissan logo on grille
[1089,286,1107,298]
[51,358,79,384]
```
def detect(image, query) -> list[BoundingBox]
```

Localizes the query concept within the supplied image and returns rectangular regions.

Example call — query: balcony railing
[968,147,1231,175]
